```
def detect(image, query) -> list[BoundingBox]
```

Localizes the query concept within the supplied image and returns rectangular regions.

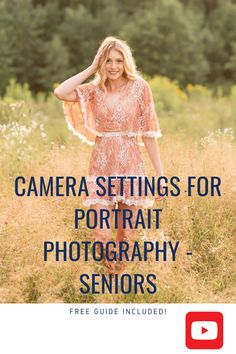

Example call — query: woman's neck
[106,77,128,93]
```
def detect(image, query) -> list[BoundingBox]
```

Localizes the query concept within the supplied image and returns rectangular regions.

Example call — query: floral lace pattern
[62,76,162,207]
[63,76,162,145]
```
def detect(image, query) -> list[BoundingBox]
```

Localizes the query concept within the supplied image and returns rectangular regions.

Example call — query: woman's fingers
[155,195,165,201]
[155,183,166,201]
[91,49,102,71]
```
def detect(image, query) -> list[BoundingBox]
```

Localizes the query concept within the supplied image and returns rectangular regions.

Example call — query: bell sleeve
[62,82,97,145]
[137,79,162,139]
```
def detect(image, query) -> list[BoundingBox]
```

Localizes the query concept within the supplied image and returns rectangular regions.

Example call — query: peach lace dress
[63,76,162,208]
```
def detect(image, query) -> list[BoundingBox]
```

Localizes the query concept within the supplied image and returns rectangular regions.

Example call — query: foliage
[149,75,187,113]
[4,78,33,102]
[0,0,236,95]
[205,1,236,84]
[186,83,212,100]
[120,0,209,86]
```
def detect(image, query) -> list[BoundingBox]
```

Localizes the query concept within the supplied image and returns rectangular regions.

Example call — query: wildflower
[200,128,234,147]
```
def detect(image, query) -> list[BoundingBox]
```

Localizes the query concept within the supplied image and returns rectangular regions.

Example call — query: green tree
[206,1,236,84]
[59,2,123,74]
[120,0,209,86]
[59,5,97,72]
[0,1,13,95]
[39,34,71,91]
[225,43,236,81]
[3,0,47,92]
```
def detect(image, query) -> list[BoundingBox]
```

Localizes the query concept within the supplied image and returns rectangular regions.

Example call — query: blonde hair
[91,36,141,92]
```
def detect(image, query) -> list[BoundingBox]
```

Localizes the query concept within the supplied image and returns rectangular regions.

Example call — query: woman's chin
[107,73,122,80]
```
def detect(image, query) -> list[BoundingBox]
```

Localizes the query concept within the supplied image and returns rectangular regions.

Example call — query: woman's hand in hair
[91,48,102,73]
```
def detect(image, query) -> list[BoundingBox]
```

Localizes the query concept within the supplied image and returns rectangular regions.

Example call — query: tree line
[0,0,236,95]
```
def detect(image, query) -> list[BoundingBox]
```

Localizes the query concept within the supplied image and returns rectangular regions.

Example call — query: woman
[54,36,165,273]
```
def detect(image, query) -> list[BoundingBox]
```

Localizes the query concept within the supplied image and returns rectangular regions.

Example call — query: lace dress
[63,76,162,207]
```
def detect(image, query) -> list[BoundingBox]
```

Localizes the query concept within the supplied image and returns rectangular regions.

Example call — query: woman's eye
[106,59,123,63]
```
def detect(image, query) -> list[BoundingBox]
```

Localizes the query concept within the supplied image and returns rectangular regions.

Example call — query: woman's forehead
[107,48,123,59]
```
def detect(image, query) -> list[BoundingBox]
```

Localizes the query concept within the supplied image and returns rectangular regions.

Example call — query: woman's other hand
[155,178,167,201]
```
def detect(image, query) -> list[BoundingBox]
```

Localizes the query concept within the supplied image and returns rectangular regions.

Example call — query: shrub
[149,75,187,113]
[186,83,212,100]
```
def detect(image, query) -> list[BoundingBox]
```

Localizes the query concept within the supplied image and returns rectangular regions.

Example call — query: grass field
[0,77,235,303]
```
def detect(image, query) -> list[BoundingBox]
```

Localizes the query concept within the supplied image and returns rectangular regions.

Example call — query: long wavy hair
[91,36,141,93]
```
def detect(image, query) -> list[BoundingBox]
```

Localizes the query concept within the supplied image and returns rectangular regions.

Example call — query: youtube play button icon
[186,312,223,349]
[191,321,218,340]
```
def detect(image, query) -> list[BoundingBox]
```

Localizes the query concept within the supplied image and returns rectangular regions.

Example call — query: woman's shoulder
[132,75,150,87]
[130,75,150,93]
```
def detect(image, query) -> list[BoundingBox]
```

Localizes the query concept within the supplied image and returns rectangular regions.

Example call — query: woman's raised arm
[54,50,101,101]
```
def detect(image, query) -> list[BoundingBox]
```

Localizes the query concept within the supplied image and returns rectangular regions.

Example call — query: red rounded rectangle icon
[185,312,223,349]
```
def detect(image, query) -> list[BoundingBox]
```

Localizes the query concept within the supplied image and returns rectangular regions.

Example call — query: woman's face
[105,48,125,81]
